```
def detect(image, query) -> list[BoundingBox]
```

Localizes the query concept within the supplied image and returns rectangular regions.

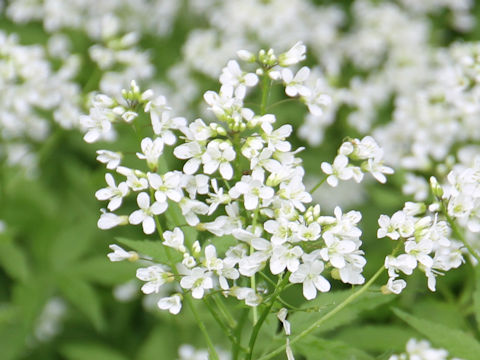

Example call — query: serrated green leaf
[295,335,375,360]
[335,325,413,352]
[116,237,182,264]
[58,276,105,331]
[0,235,30,281]
[393,308,480,360]
[290,287,394,335]
[61,342,129,360]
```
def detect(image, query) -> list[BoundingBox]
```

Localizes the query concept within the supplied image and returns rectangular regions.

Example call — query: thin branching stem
[257,265,385,360]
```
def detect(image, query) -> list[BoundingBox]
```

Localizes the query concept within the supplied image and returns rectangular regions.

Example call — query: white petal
[142,216,156,234]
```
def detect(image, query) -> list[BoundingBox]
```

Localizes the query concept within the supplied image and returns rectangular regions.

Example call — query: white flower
[207,179,230,215]
[150,110,186,145]
[98,210,128,230]
[261,123,292,152]
[163,227,186,252]
[136,137,164,171]
[107,244,138,262]
[136,265,172,294]
[80,109,114,143]
[270,244,303,275]
[129,192,167,234]
[148,172,183,203]
[157,294,182,315]
[386,278,407,294]
[321,155,354,187]
[229,173,275,210]
[320,232,357,269]
[278,41,306,66]
[282,67,311,97]
[174,141,204,174]
[183,174,209,199]
[180,267,213,299]
[219,59,258,94]
[95,173,129,211]
[290,260,330,299]
[96,150,122,169]
[202,140,236,180]
[377,211,415,240]
[363,158,394,184]
[179,197,209,226]
[229,287,262,307]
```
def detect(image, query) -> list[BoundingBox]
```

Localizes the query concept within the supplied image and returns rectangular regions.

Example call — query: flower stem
[251,208,261,324]
[310,175,327,194]
[203,298,247,353]
[256,265,385,360]
[247,274,289,360]
[153,216,219,360]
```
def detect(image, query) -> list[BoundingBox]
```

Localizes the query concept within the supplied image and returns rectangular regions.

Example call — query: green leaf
[295,335,375,360]
[289,287,394,335]
[116,237,182,264]
[12,277,50,330]
[58,276,105,331]
[0,324,28,360]
[61,342,129,360]
[206,235,237,255]
[335,325,413,352]
[50,222,96,269]
[393,308,480,360]
[72,256,136,285]
[0,234,30,281]
[137,325,177,360]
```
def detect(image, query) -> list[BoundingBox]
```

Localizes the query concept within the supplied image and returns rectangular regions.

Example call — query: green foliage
[289,287,395,335]
[393,308,480,360]
[295,335,375,360]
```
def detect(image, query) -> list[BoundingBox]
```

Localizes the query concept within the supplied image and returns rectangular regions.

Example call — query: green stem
[213,294,237,328]
[203,298,248,353]
[153,212,218,360]
[233,307,250,360]
[184,295,220,360]
[310,175,327,194]
[257,265,385,360]
[265,98,296,111]
[247,274,289,360]
[251,208,261,324]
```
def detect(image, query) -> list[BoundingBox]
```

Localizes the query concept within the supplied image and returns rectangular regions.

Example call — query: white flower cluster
[87,44,372,314]
[0,31,81,174]
[389,338,463,360]
[378,202,464,294]
[437,156,480,236]
[321,136,394,187]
